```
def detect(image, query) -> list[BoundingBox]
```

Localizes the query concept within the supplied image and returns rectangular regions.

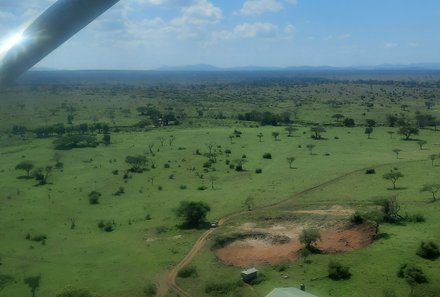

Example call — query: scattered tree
[365,126,374,139]
[397,264,428,287]
[88,191,101,205]
[398,125,419,140]
[328,262,351,280]
[257,132,263,142]
[24,275,41,297]
[175,201,211,228]
[209,175,218,189]
[272,131,280,141]
[102,134,111,146]
[392,148,402,159]
[420,184,440,202]
[286,157,295,169]
[387,131,395,139]
[33,166,52,185]
[306,144,316,155]
[244,196,255,211]
[125,155,147,172]
[429,154,438,166]
[285,125,298,137]
[310,126,326,139]
[417,140,427,150]
[299,228,320,251]
[382,170,404,190]
[15,160,34,177]
[417,241,439,260]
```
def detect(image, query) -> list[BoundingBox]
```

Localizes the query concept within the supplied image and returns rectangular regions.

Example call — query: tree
[244,196,255,211]
[387,131,395,139]
[420,184,440,202]
[208,175,218,189]
[102,134,111,146]
[125,155,147,172]
[15,160,34,177]
[382,171,404,190]
[272,131,280,141]
[425,101,434,110]
[417,140,427,150]
[379,196,403,223]
[398,125,419,140]
[88,191,101,205]
[310,126,326,139]
[365,126,374,139]
[392,148,402,159]
[397,264,428,287]
[306,144,316,155]
[366,119,376,127]
[228,134,234,144]
[328,262,351,280]
[331,113,344,123]
[343,118,355,127]
[257,132,263,142]
[286,157,295,169]
[175,201,211,228]
[299,228,320,251]
[24,275,41,297]
[364,210,384,235]
[429,154,438,166]
[33,166,52,185]
[417,241,439,260]
[285,125,298,137]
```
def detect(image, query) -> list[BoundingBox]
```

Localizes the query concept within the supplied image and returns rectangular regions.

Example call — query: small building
[265,288,318,297]
[241,268,258,283]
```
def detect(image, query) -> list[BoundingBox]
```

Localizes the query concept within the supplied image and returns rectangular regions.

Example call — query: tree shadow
[17,176,33,180]
[387,187,407,191]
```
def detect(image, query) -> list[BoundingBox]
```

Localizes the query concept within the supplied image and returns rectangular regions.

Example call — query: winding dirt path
[157,159,424,297]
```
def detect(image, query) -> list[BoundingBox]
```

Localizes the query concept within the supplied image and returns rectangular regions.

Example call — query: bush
[235,164,243,171]
[177,266,197,278]
[255,168,262,174]
[56,286,98,297]
[350,211,364,224]
[30,234,47,244]
[328,261,351,280]
[180,185,187,190]
[406,213,425,223]
[98,220,115,232]
[262,153,272,159]
[365,168,376,174]
[273,263,290,272]
[417,241,439,260]
[197,185,207,191]
[398,263,428,285]
[143,284,157,297]
[205,281,242,296]
[88,191,101,205]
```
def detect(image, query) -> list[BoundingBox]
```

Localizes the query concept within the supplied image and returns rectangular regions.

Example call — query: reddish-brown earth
[216,224,375,267]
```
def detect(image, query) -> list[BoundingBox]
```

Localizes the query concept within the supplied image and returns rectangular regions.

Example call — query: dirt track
[156,159,424,297]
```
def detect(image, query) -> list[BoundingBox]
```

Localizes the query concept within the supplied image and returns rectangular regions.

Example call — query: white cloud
[284,24,296,35]
[384,42,398,48]
[336,33,351,40]
[284,0,298,4]
[238,0,284,16]
[211,22,281,44]
[408,42,419,48]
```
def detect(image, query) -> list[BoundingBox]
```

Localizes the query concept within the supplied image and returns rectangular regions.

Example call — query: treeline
[136,106,180,126]
[11,122,111,138]
[237,110,291,126]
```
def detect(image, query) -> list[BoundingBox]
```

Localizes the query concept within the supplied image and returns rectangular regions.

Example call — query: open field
[0,71,439,297]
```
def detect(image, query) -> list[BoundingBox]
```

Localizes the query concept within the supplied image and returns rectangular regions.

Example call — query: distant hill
[155,63,440,72]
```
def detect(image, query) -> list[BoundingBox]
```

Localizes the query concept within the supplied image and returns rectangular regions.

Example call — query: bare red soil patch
[216,224,375,267]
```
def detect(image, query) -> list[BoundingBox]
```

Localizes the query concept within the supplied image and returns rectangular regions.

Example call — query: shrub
[143,284,157,297]
[235,164,243,171]
[56,286,97,297]
[417,241,439,260]
[350,211,364,224]
[205,281,242,297]
[273,263,290,272]
[197,185,207,191]
[88,191,101,205]
[328,261,351,280]
[31,234,47,243]
[164,163,170,169]
[180,185,187,190]
[406,213,425,223]
[255,168,262,174]
[177,266,197,278]
[365,168,376,174]
[262,153,272,159]
[225,149,232,154]
[398,264,428,285]
[98,220,115,232]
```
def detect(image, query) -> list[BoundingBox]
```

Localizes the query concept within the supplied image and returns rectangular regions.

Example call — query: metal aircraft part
[0,0,120,88]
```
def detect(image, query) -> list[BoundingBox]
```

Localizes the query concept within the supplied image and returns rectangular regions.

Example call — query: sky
[0,0,439,69]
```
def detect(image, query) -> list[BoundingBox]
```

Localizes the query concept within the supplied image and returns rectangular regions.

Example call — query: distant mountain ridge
[155,63,440,72]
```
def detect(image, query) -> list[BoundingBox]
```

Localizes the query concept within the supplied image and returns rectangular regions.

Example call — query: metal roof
[265,288,318,297]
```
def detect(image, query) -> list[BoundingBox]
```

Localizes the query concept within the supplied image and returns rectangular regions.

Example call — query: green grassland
[0,72,439,297]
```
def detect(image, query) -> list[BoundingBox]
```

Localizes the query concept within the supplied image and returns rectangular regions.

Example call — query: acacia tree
[272,131,280,141]
[306,144,316,155]
[15,160,34,177]
[417,140,427,150]
[285,125,298,137]
[287,157,295,169]
[310,126,326,139]
[257,132,263,142]
[299,228,320,251]
[392,148,402,159]
[383,171,404,190]
[387,131,395,139]
[365,126,374,139]
[429,154,438,166]
[125,155,147,172]
[420,184,440,202]
[208,175,218,189]
[398,125,419,140]
[175,201,211,228]
[33,166,52,185]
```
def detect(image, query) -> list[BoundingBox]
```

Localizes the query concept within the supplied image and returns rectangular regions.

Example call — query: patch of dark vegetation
[98,220,116,232]
[0,274,14,291]
[416,241,439,260]
[56,286,100,297]
[177,266,198,278]
[365,168,376,174]
[54,135,98,150]
[262,152,272,159]
[328,261,351,280]
[398,263,428,285]
[143,284,157,297]
[88,191,101,205]
[205,280,243,297]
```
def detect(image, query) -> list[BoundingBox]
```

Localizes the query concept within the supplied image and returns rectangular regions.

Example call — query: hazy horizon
[2,0,440,70]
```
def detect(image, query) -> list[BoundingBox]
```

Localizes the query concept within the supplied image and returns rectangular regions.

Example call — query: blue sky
[0,0,439,69]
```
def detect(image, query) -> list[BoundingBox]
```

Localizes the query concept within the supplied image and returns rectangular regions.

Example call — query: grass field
[0,72,439,297]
